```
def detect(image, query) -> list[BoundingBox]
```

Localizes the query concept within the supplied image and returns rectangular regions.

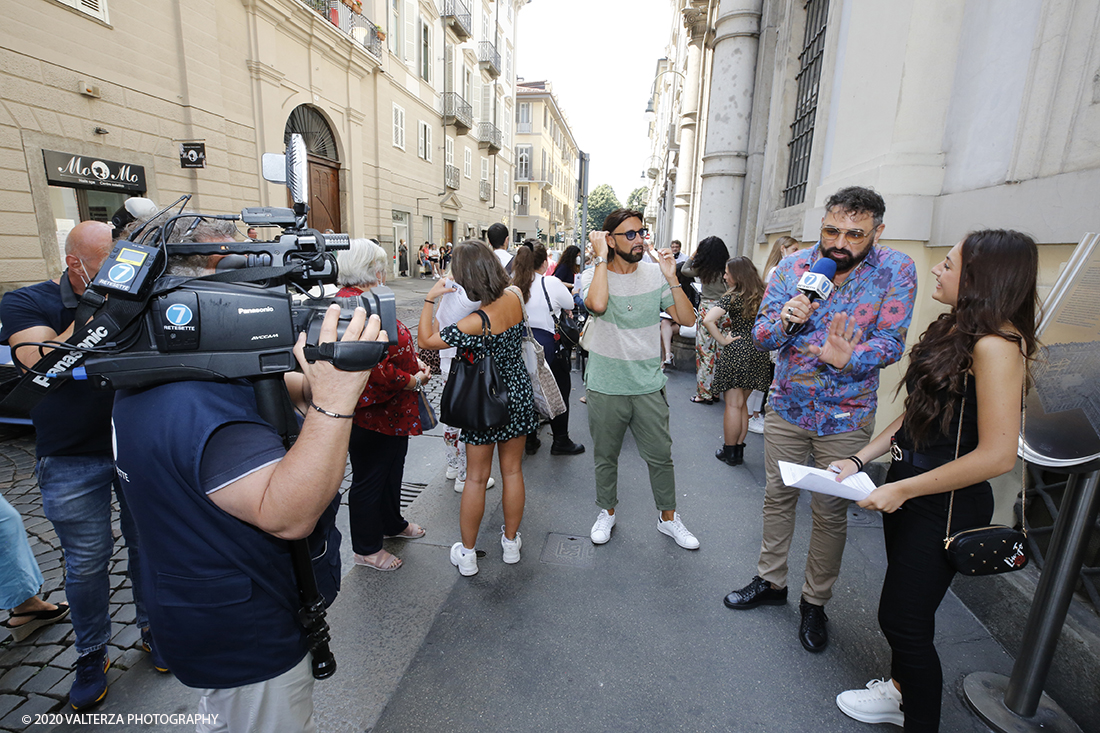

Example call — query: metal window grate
[783,0,829,208]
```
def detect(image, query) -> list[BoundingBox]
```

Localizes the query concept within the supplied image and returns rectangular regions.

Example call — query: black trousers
[347,427,410,555]
[877,462,993,732]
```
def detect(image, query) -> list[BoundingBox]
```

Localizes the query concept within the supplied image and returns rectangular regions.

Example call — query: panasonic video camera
[68,134,397,391]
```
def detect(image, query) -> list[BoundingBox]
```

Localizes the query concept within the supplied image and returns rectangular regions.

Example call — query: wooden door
[444,219,455,246]
[308,157,341,232]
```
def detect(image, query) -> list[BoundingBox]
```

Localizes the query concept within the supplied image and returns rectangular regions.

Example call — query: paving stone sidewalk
[0,426,152,732]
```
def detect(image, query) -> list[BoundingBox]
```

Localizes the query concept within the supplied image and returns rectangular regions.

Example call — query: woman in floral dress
[419,240,538,577]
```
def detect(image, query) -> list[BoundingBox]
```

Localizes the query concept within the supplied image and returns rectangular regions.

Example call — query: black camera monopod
[251,375,337,680]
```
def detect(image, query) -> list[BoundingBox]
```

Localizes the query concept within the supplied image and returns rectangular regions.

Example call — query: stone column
[697,0,762,255]
[672,4,709,247]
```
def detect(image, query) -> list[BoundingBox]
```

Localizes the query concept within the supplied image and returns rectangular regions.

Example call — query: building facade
[512,80,579,247]
[0,0,527,294]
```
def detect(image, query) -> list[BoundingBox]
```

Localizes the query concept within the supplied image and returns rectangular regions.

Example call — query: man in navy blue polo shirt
[0,220,158,710]
[111,236,385,730]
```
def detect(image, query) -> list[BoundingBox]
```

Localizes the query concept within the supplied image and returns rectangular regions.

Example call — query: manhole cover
[540,532,596,568]
[847,506,882,528]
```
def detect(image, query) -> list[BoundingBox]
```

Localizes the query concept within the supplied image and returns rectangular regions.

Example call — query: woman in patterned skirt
[705,257,773,466]
[419,240,538,577]
[682,236,730,403]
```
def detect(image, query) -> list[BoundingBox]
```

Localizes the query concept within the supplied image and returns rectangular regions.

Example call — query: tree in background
[625,186,648,213]
[586,184,621,236]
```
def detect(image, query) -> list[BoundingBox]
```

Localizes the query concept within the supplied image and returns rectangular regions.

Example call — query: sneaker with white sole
[747,415,765,434]
[590,509,616,544]
[445,465,460,480]
[449,542,478,576]
[836,678,904,727]
[657,512,700,549]
[454,476,495,494]
[501,526,522,564]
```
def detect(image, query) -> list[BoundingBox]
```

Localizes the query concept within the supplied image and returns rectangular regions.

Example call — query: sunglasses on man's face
[612,228,648,242]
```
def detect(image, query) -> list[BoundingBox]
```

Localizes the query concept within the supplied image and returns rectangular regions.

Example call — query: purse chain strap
[944,358,1028,547]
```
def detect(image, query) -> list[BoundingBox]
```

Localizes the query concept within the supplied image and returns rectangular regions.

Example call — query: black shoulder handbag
[542,277,580,347]
[439,310,510,432]
[944,371,1029,576]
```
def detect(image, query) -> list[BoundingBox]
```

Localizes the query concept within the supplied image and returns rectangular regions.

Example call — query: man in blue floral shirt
[723,187,918,654]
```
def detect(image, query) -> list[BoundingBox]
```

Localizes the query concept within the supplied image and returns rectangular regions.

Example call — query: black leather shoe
[525,436,541,455]
[550,439,585,455]
[799,598,829,653]
[724,576,788,609]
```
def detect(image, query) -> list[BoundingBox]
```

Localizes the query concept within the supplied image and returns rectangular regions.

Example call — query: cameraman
[111,233,387,730]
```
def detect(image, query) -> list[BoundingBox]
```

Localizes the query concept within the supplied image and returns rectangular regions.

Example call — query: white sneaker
[449,542,478,576]
[501,526,522,564]
[454,476,495,494]
[590,509,616,545]
[836,678,904,726]
[747,415,765,434]
[445,465,460,480]
[657,512,700,550]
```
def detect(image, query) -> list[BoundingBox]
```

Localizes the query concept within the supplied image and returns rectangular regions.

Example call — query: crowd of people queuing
[0,184,1040,733]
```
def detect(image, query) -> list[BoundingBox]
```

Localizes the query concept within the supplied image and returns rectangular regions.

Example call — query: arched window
[284,105,339,162]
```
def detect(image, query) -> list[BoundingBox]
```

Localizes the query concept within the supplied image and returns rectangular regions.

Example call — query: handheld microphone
[785,258,837,335]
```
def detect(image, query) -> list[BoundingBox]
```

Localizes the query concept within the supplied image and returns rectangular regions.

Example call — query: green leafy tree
[625,186,648,212]
[585,184,622,236]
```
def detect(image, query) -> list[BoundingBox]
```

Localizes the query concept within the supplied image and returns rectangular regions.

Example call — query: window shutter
[426,125,432,162]
[404,1,415,64]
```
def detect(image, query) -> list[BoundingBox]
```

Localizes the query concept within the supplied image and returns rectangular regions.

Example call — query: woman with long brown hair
[419,240,538,577]
[704,257,773,466]
[683,235,731,403]
[832,229,1039,732]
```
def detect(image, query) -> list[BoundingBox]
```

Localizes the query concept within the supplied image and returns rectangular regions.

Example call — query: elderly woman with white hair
[335,239,432,571]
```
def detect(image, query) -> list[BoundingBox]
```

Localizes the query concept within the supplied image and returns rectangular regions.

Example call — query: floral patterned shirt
[337,286,422,437]
[752,243,918,436]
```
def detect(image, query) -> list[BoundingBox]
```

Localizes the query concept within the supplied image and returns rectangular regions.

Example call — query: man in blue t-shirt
[0,220,159,711]
[109,232,386,730]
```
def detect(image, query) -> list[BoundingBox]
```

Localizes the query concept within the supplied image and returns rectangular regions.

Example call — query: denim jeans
[36,454,148,655]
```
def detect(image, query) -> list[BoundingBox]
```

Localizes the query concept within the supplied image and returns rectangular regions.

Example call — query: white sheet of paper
[778,461,877,501]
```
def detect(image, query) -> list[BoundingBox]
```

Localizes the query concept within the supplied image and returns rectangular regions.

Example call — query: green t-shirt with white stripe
[580,262,675,395]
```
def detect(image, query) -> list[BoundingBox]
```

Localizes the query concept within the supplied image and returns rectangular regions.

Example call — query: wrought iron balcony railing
[302,0,383,58]
[477,122,502,153]
[478,41,501,79]
[441,0,473,41]
[442,93,473,133]
[479,180,491,201]
[445,165,461,190]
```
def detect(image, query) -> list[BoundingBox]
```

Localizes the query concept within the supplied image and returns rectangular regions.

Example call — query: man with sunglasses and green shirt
[580,208,700,550]
[723,186,918,654]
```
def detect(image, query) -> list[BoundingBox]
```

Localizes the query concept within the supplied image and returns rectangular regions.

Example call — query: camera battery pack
[93,240,164,300]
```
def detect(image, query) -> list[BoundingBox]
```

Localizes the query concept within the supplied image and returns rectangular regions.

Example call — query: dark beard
[609,245,643,264]
[822,243,871,274]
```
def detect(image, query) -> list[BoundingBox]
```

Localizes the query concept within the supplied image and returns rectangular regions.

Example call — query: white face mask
[73,256,93,288]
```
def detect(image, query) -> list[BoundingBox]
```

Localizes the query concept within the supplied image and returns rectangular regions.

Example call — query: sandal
[2,603,70,642]
[385,523,426,540]
[689,395,715,404]
[354,550,402,572]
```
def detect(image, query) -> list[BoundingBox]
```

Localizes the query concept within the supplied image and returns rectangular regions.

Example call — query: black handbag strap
[540,277,557,324]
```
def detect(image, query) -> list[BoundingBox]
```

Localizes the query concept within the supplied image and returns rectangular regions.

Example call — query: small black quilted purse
[944,372,1029,576]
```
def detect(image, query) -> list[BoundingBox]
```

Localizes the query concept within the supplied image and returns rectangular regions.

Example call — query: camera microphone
[785,257,837,335]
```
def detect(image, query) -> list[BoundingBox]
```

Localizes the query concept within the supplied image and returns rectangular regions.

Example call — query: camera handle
[251,375,338,681]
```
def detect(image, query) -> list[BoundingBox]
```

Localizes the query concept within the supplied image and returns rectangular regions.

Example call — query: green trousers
[586,389,677,512]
